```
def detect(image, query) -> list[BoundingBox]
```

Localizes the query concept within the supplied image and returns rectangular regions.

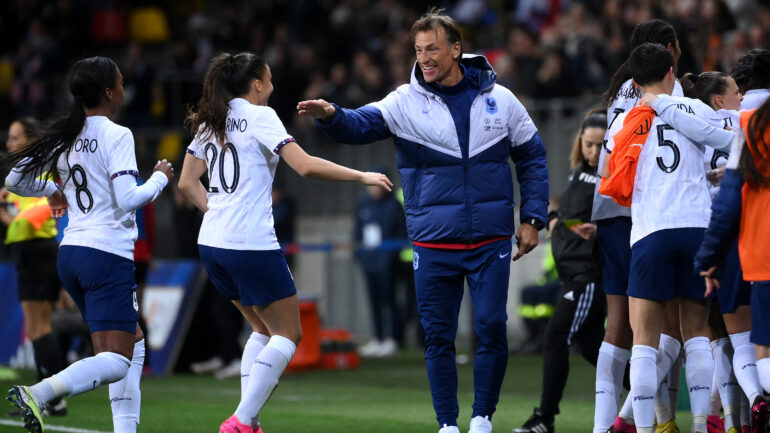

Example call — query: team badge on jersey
[485,97,498,114]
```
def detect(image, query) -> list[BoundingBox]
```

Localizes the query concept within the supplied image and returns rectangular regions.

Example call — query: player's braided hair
[604,19,678,105]
[739,98,770,188]
[186,52,267,148]
[2,56,118,187]
[731,49,770,94]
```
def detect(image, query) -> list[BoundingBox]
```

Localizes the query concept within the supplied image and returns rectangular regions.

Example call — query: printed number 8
[71,164,94,213]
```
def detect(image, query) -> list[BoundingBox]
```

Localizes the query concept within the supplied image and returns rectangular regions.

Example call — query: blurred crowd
[1,0,768,134]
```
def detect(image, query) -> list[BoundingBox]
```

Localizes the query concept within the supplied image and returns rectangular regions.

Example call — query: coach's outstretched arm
[297,99,391,144]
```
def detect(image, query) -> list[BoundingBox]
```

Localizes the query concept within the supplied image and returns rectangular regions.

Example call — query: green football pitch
[1,352,692,433]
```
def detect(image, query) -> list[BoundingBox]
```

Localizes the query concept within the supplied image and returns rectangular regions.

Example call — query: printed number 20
[656,124,680,173]
[204,142,240,193]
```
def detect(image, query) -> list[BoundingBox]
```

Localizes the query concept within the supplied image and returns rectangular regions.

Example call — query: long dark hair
[731,49,770,94]
[604,19,678,105]
[739,98,770,188]
[4,56,118,183]
[186,52,268,146]
[680,72,730,108]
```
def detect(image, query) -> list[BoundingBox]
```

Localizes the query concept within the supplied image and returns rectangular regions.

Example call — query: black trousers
[539,279,606,420]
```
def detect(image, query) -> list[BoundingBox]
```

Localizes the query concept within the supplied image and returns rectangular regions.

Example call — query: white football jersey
[56,116,142,259]
[727,89,770,169]
[592,79,684,221]
[188,98,294,251]
[606,96,714,246]
[700,108,738,198]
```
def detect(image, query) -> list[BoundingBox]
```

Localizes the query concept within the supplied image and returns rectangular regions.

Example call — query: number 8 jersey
[56,116,146,260]
[187,98,295,251]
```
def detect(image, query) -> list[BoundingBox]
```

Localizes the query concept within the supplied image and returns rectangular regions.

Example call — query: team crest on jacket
[413,251,420,271]
[485,97,498,114]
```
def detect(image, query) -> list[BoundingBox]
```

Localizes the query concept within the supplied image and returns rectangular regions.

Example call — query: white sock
[667,350,684,418]
[234,335,296,427]
[710,339,725,417]
[594,342,630,433]
[29,352,130,405]
[712,338,741,431]
[619,392,635,424]
[684,337,714,433]
[241,333,270,398]
[730,332,762,405]
[740,393,750,428]
[655,334,682,424]
[631,345,658,432]
[109,340,145,433]
[757,358,770,395]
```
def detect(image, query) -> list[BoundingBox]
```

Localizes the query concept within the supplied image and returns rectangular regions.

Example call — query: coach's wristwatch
[523,218,546,231]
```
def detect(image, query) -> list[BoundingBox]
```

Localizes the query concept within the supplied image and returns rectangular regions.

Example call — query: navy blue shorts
[57,246,138,333]
[628,228,707,301]
[716,240,752,314]
[750,281,770,346]
[597,217,632,296]
[199,245,296,307]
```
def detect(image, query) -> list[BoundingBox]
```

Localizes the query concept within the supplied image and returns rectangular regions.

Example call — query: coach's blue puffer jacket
[316,55,549,244]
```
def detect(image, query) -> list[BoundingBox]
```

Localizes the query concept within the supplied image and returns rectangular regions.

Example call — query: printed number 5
[656,124,680,173]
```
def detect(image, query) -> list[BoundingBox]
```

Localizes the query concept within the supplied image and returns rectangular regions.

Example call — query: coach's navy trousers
[413,238,513,427]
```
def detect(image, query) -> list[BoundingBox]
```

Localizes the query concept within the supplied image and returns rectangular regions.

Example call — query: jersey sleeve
[726,134,743,170]
[254,108,295,155]
[186,132,207,160]
[108,129,140,181]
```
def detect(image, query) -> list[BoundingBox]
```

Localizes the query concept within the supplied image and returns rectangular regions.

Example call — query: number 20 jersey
[187,98,295,251]
[607,96,713,246]
[56,116,141,260]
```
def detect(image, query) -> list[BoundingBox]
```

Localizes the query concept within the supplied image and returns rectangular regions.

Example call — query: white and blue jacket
[317,55,549,244]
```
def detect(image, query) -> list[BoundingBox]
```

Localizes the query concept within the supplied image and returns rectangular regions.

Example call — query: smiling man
[297,8,549,433]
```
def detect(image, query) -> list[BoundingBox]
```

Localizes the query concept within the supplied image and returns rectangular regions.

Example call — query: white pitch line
[0,419,110,433]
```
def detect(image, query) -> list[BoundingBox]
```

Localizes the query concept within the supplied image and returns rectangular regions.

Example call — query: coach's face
[415,27,461,86]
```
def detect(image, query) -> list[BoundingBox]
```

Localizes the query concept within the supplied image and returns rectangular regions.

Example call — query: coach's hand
[513,223,539,261]
[297,99,336,121]
[700,266,720,297]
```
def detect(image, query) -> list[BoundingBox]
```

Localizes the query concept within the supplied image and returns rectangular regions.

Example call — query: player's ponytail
[731,49,770,94]
[680,72,730,109]
[3,56,118,186]
[604,19,678,105]
[186,52,268,147]
[739,98,770,188]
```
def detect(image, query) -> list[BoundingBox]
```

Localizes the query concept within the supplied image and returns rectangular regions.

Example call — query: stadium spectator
[298,8,549,433]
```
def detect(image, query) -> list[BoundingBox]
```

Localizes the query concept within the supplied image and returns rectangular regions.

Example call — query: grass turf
[1,352,692,433]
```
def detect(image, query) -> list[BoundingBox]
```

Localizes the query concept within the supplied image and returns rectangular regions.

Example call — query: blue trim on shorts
[596,217,631,296]
[628,228,707,301]
[198,245,296,307]
[56,246,137,333]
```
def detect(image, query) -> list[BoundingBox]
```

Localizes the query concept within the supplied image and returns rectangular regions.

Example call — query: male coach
[298,8,549,433]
